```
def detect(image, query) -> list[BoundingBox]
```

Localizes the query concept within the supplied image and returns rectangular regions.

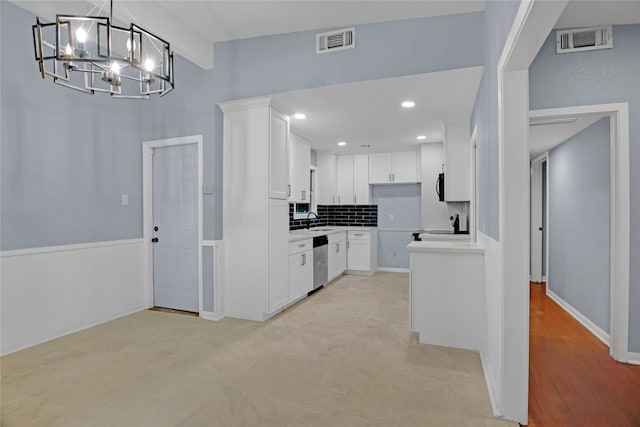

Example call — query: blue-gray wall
[1,3,484,249]
[548,118,611,333]
[139,11,485,241]
[529,23,640,353]
[470,0,522,241]
[372,184,421,269]
[1,2,143,249]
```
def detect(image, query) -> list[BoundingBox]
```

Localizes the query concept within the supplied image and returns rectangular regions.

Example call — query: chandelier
[31,0,174,99]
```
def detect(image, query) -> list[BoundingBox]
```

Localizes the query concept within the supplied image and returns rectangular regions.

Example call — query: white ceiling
[12,0,486,69]
[272,66,483,154]
[555,0,640,29]
[529,115,604,159]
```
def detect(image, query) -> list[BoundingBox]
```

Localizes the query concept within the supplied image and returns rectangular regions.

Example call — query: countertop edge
[406,241,484,254]
[288,227,378,242]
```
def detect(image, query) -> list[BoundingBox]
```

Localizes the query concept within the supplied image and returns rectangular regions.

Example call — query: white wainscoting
[477,231,502,417]
[1,239,146,355]
[200,240,225,321]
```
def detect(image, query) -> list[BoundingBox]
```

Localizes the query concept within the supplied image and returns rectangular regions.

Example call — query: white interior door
[153,144,199,312]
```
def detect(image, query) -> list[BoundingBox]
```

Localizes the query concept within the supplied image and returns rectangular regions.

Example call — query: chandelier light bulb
[110,62,121,74]
[65,43,73,56]
[126,38,136,52]
[75,27,87,44]
[144,58,154,72]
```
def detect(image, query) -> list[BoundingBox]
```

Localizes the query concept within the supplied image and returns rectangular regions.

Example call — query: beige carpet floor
[1,272,516,426]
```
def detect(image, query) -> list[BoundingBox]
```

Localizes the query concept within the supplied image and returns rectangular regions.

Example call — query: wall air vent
[316,27,355,54]
[556,26,612,54]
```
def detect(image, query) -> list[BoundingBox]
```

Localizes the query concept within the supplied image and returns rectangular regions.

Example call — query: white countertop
[406,240,484,254]
[419,232,470,241]
[289,226,377,242]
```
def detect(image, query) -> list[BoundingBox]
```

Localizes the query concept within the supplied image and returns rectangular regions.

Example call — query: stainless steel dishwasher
[312,235,328,291]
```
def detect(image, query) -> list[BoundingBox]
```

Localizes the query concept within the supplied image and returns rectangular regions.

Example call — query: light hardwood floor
[2,272,515,426]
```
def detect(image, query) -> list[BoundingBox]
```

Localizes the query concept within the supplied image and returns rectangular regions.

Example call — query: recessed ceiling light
[293,113,307,120]
[401,101,415,108]
[416,135,427,140]
[337,141,347,146]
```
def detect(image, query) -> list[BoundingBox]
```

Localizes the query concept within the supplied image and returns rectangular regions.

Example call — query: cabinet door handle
[301,253,306,266]
[392,173,395,182]
[389,173,392,182]
[354,233,363,236]
[332,195,335,204]
[347,241,350,249]
[299,243,306,247]
[288,184,291,197]
[354,195,357,204]
[338,195,341,204]
[336,243,340,253]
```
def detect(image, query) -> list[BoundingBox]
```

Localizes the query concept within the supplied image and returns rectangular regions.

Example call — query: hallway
[528,282,640,426]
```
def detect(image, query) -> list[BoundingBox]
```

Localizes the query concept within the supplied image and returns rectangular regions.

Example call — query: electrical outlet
[121,194,129,206]
[389,214,395,221]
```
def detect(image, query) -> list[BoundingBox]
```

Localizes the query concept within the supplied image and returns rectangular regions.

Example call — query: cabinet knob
[151,237,159,243]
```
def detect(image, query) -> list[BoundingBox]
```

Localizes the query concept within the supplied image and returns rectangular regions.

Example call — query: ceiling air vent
[316,27,355,54]
[556,26,612,54]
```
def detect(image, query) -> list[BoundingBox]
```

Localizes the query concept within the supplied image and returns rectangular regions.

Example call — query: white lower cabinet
[288,239,313,303]
[347,230,377,275]
[328,232,347,281]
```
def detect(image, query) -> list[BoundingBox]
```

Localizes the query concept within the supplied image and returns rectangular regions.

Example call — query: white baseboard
[480,349,501,416]
[200,310,224,321]
[627,352,640,365]
[546,288,610,346]
[377,267,410,273]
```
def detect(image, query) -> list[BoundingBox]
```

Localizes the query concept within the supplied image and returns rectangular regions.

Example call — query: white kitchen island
[407,241,485,351]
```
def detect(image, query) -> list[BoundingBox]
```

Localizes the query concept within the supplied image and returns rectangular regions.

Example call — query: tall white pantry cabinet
[220,97,290,321]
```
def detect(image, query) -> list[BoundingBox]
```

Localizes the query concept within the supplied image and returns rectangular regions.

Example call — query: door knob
[154,226,159,231]
[151,237,159,243]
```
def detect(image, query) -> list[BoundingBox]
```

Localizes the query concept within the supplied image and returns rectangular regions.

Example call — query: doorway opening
[528,105,629,360]
[143,135,204,315]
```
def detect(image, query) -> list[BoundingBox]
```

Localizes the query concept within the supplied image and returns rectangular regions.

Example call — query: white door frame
[142,135,204,314]
[530,153,547,283]
[529,104,630,362]
[498,0,631,422]
[497,1,569,423]
[470,125,478,243]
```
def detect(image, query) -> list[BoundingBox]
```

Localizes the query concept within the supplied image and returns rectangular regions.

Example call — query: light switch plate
[121,194,129,206]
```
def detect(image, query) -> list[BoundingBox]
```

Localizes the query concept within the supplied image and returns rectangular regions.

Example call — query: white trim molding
[546,288,611,346]
[0,238,143,258]
[377,267,410,273]
[201,240,225,320]
[142,135,204,315]
[628,353,640,366]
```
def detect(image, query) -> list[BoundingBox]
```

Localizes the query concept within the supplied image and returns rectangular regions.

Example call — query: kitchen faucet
[306,212,318,229]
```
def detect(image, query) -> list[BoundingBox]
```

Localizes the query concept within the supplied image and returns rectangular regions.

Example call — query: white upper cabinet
[368,151,419,184]
[317,153,337,205]
[336,155,354,205]
[443,124,470,202]
[336,154,370,205]
[353,154,370,205]
[289,132,311,203]
[269,107,290,200]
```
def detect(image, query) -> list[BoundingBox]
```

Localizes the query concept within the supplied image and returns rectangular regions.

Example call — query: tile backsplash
[289,204,378,230]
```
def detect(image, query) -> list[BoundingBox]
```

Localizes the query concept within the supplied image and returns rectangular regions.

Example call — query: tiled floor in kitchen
[1,272,515,426]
